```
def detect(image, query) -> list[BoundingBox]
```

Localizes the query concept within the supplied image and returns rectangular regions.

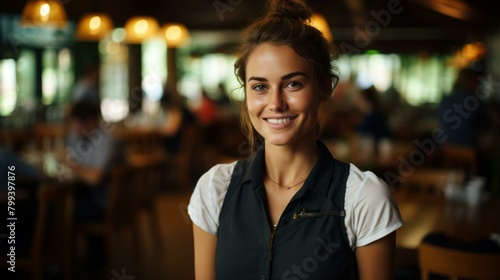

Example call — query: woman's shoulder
[189,161,239,235]
[345,163,394,202]
[196,161,239,194]
[344,163,403,248]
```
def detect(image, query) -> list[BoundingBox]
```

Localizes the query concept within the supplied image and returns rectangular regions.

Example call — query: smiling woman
[245,44,320,149]
[187,0,403,279]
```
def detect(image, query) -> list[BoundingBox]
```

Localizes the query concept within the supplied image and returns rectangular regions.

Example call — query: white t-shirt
[188,161,403,250]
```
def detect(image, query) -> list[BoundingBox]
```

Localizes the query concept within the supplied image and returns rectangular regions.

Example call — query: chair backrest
[441,144,477,175]
[419,242,500,280]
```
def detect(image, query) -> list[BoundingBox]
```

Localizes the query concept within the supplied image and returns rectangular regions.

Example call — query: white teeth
[267,118,291,124]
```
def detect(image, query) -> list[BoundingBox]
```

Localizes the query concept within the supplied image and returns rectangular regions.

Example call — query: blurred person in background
[158,90,196,156]
[354,85,391,148]
[72,65,100,105]
[437,68,491,147]
[437,68,495,191]
[65,100,119,268]
[195,89,218,127]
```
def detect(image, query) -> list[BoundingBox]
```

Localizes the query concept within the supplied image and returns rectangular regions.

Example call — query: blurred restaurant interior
[1,0,500,279]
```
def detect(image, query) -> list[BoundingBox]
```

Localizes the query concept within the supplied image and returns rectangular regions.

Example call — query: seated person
[64,100,119,268]
[436,68,491,147]
[157,91,196,155]
[65,100,117,221]
[354,85,391,144]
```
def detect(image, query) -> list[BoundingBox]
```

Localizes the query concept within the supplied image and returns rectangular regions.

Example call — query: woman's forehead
[245,44,312,80]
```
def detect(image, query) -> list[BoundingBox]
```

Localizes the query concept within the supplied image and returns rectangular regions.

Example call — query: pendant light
[162,23,190,48]
[75,13,114,41]
[124,16,159,44]
[20,0,68,28]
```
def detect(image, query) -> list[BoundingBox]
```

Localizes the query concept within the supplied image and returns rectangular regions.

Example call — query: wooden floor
[75,189,195,280]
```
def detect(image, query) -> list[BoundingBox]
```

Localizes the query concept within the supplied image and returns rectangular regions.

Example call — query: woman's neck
[264,138,319,185]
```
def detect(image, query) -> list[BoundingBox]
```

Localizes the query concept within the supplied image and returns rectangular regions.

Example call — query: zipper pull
[293,208,306,219]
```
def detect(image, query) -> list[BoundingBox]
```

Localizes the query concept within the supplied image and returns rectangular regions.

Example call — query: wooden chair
[441,144,478,175]
[74,164,142,270]
[1,182,75,280]
[419,242,500,280]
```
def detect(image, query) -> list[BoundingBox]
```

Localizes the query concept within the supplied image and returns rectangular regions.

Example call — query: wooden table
[393,189,500,266]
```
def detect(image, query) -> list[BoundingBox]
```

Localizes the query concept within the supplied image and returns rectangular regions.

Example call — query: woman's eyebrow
[247,71,308,83]
[281,71,308,80]
[247,76,267,82]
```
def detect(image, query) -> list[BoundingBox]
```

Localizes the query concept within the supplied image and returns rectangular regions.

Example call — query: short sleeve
[344,164,403,249]
[188,161,237,235]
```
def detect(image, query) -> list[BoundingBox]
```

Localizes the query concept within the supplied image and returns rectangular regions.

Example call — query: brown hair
[234,0,339,152]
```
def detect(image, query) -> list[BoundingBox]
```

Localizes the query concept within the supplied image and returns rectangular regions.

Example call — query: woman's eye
[252,84,266,91]
[287,81,302,89]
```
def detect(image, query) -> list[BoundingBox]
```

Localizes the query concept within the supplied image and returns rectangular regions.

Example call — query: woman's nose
[268,88,287,112]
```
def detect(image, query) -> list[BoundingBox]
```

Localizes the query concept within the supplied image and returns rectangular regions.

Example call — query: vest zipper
[293,208,346,219]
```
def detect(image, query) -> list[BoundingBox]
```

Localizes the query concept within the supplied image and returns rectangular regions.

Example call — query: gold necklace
[265,174,306,190]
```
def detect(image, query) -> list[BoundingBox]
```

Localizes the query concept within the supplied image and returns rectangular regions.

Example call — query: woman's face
[245,44,321,148]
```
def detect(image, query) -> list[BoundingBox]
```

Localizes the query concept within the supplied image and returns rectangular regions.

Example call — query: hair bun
[266,0,312,22]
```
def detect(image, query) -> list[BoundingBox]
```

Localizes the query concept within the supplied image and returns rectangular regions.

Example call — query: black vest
[215,141,358,280]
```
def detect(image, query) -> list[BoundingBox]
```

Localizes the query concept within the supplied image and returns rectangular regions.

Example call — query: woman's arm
[355,231,396,280]
[193,224,217,280]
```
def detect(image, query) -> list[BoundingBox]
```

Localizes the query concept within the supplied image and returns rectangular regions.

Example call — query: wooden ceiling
[2,0,499,53]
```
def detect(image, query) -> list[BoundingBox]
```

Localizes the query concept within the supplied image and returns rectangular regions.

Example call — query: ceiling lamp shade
[75,13,114,41]
[309,13,333,43]
[162,23,190,48]
[20,0,68,28]
[124,16,159,44]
